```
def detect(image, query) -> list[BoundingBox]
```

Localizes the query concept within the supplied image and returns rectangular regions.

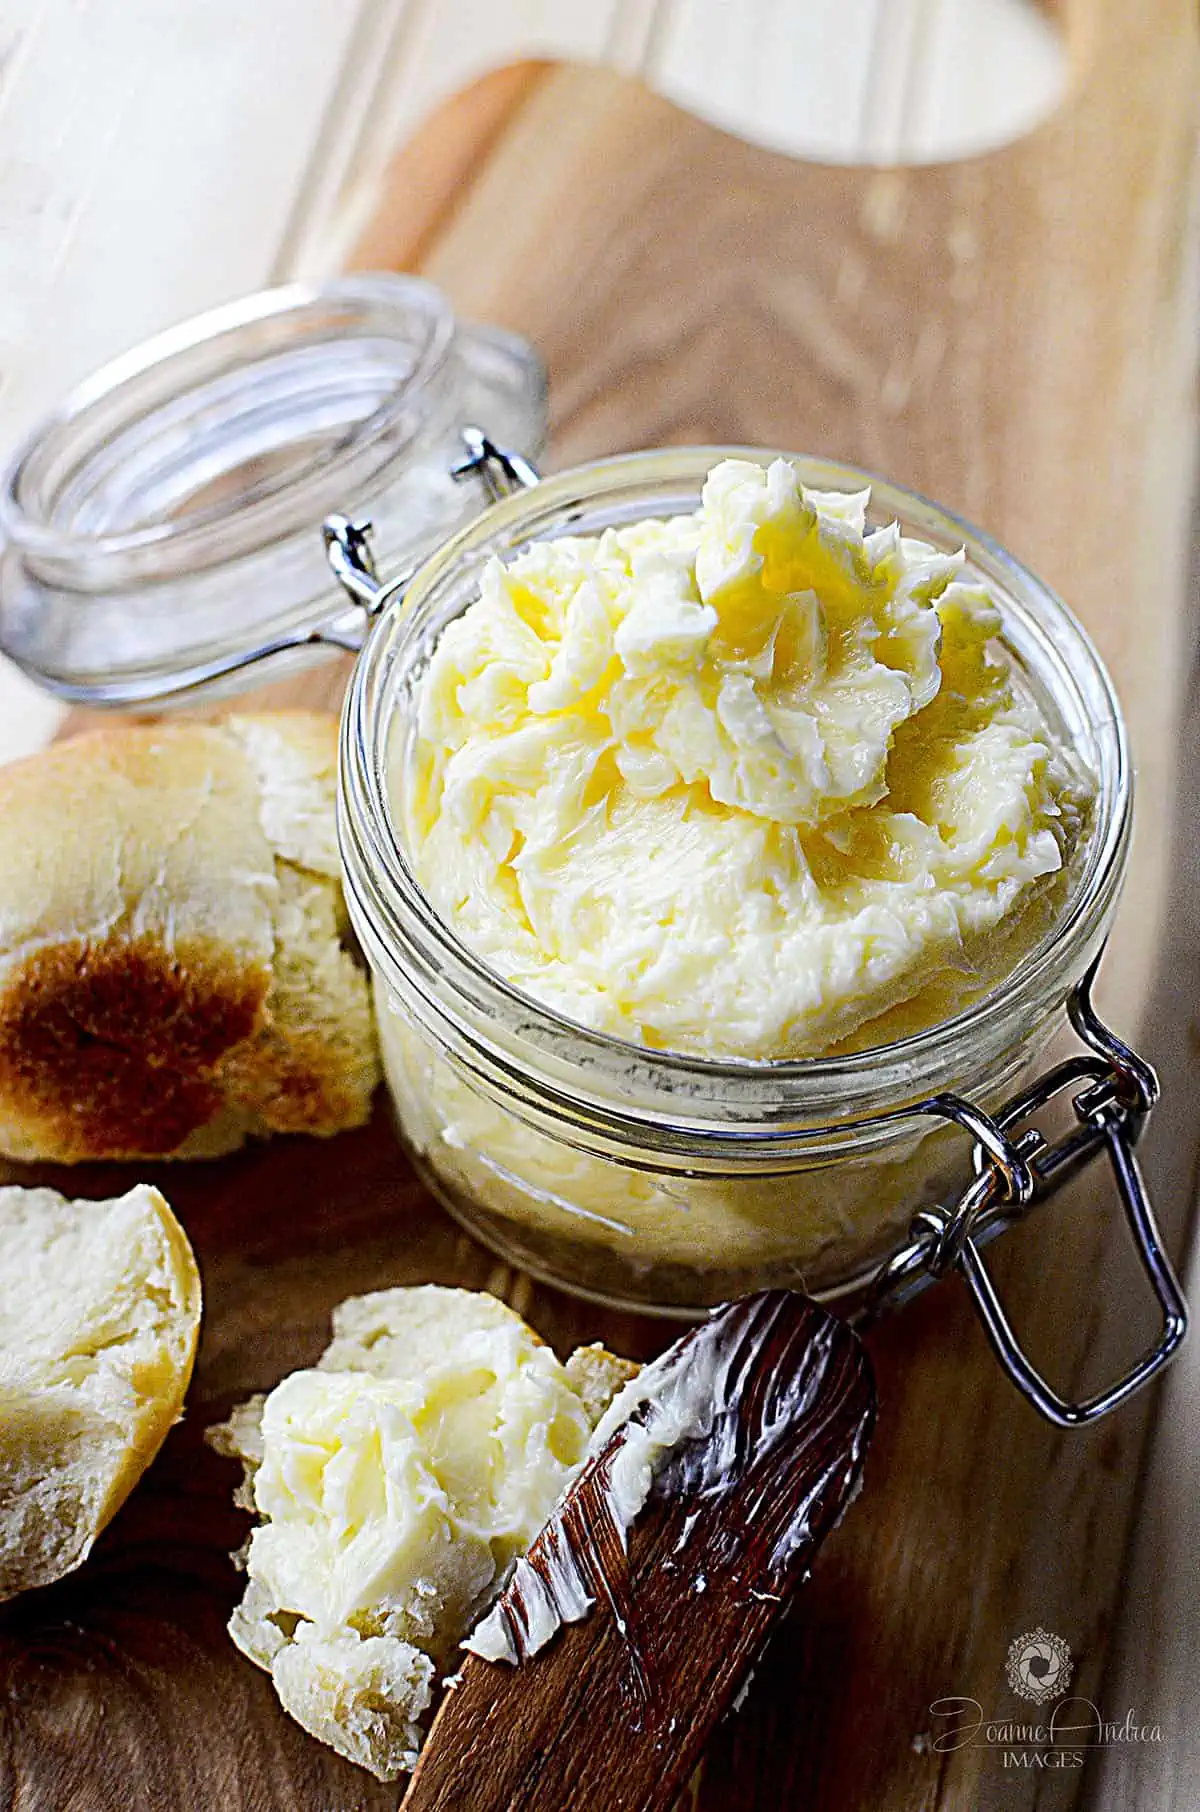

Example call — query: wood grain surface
[1,3,1197,1810]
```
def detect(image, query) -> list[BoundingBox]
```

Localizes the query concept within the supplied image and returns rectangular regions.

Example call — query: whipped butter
[211,1286,633,1779]
[401,458,1089,1059]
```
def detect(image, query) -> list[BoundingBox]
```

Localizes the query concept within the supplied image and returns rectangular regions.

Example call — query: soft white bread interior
[0,1182,202,1599]
[209,1285,637,1780]
[0,711,379,1161]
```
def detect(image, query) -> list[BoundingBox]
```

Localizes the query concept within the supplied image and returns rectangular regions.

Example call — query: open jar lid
[0,275,547,706]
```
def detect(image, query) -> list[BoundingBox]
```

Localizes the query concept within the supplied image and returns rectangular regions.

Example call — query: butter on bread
[0,1182,201,1599]
[0,711,379,1161]
[209,1285,637,1780]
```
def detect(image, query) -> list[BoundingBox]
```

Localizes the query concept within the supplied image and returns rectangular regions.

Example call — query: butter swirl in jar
[340,450,1128,1311]
[402,459,1088,1060]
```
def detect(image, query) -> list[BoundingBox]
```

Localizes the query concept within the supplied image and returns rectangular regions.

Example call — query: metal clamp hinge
[323,428,541,631]
[451,426,541,501]
[865,955,1187,1426]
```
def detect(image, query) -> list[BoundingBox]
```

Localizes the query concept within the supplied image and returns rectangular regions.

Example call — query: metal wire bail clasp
[868,955,1187,1426]
[450,427,541,500]
[320,514,406,644]
[323,427,541,631]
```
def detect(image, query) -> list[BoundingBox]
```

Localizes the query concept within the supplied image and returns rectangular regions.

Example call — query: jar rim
[0,273,456,573]
[340,446,1132,1128]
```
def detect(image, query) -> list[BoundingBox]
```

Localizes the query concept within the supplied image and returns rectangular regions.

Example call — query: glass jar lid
[0,274,547,705]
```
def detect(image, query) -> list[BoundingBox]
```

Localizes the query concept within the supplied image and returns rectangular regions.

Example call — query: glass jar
[0,274,545,706]
[0,284,1182,1420]
[338,448,1131,1314]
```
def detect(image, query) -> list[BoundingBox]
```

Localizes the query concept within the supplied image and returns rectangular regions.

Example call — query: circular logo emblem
[1006,1628,1073,1704]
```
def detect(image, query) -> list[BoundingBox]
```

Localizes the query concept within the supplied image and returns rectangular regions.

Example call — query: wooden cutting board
[2,4,1198,1809]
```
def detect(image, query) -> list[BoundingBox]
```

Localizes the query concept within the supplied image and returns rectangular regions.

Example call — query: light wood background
[0,0,1065,516]
[0,4,1195,1810]
[0,0,1063,754]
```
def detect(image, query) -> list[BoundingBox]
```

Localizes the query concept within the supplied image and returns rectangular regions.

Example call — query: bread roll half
[0,1182,202,1599]
[0,711,379,1161]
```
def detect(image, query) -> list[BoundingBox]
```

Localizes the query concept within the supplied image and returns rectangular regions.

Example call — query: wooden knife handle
[402,1292,876,1812]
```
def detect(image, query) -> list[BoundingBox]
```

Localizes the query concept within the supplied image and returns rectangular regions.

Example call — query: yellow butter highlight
[402,458,1090,1057]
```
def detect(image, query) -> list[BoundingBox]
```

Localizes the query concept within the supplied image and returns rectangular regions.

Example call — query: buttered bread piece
[210,1286,636,1780]
[0,1183,201,1599]
[0,711,379,1161]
